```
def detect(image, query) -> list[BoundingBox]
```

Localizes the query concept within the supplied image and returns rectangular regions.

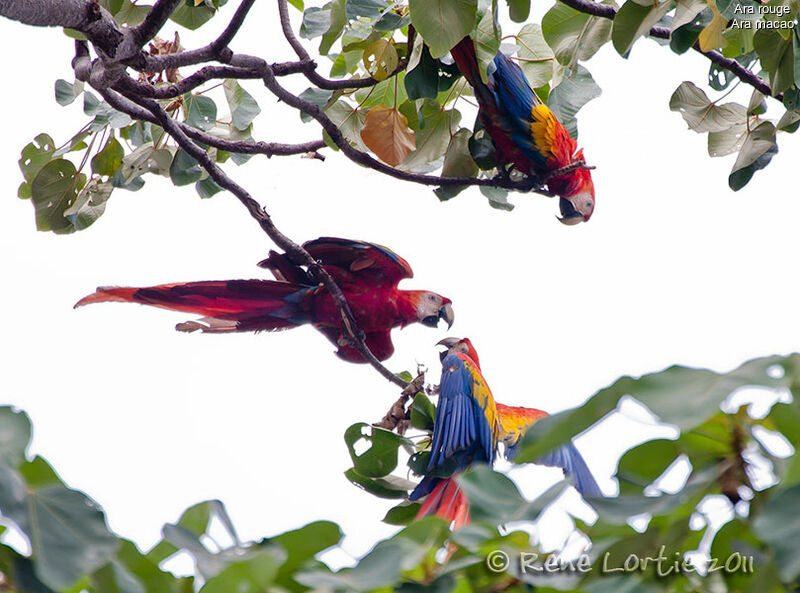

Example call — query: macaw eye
[585,200,593,209]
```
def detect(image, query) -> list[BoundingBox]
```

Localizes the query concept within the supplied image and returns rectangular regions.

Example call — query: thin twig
[131,0,183,46]
[374,373,426,432]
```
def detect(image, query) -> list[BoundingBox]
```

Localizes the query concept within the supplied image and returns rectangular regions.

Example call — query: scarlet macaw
[75,237,454,363]
[449,38,596,225]
[410,337,600,527]
[408,337,499,528]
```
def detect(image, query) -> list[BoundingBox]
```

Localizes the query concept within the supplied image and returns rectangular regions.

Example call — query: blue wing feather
[426,354,497,474]
[538,442,602,497]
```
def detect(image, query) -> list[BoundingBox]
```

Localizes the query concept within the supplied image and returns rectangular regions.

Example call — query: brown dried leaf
[360,106,416,166]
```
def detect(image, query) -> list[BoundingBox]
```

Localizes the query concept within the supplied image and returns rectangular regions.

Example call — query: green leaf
[169,148,204,186]
[480,186,514,211]
[344,423,410,478]
[344,469,415,499]
[474,1,501,82]
[382,502,422,525]
[409,0,478,59]
[468,129,499,170]
[728,120,777,190]
[0,463,118,590]
[63,178,114,230]
[55,79,82,106]
[363,39,399,81]
[516,24,555,88]
[170,0,224,30]
[200,549,280,593]
[223,81,261,131]
[346,0,386,20]
[616,439,680,494]
[300,7,332,38]
[30,158,84,234]
[612,0,672,57]
[270,520,342,590]
[400,101,461,171]
[547,65,602,138]
[459,466,569,524]
[0,408,31,468]
[297,518,448,592]
[18,134,57,199]
[506,0,531,22]
[672,0,707,30]
[91,137,125,176]
[320,0,346,54]
[195,177,223,198]
[542,0,615,66]
[405,45,441,100]
[754,483,800,582]
[410,392,437,431]
[435,128,479,200]
[325,100,368,151]
[185,94,218,131]
[754,30,794,95]
[516,353,799,464]
[669,81,747,132]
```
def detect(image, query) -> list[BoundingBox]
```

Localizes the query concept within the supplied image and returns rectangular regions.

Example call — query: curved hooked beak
[557,197,588,226]
[421,301,454,328]
[436,336,461,348]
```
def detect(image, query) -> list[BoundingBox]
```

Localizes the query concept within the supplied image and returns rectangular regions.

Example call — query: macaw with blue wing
[408,337,499,528]
[410,337,601,527]
[450,38,596,225]
[496,403,602,497]
[75,237,454,363]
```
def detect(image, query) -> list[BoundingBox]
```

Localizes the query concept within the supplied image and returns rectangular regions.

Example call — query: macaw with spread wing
[496,403,602,497]
[75,237,454,363]
[408,337,499,528]
[449,38,596,225]
[410,337,601,527]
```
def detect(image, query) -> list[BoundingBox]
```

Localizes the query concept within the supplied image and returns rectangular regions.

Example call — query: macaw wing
[303,237,413,288]
[427,353,498,474]
[538,442,602,497]
[496,403,547,452]
[489,52,575,169]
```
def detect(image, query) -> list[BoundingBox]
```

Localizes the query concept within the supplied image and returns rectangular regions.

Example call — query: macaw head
[436,337,480,368]
[414,292,455,329]
[550,151,595,225]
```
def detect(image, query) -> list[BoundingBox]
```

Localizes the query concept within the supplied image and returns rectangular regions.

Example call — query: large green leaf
[0,461,118,590]
[459,466,569,524]
[753,30,794,95]
[728,120,777,191]
[542,0,615,66]
[669,81,747,132]
[185,94,218,132]
[0,408,31,468]
[516,353,799,463]
[223,81,261,131]
[754,483,800,582]
[30,158,86,234]
[400,101,461,171]
[547,65,602,138]
[409,0,478,59]
[516,24,555,88]
[612,0,672,57]
[170,0,226,30]
[270,521,342,590]
[344,423,411,478]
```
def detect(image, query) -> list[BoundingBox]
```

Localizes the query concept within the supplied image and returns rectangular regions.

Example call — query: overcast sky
[2,1,799,572]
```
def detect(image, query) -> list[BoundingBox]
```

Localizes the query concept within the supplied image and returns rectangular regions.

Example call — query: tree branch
[131,0,183,46]
[374,372,426,433]
[102,83,326,157]
[111,88,408,388]
[556,0,777,97]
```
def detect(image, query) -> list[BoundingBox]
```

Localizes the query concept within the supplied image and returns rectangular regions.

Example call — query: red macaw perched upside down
[450,38,595,225]
[75,237,454,363]
[410,337,601,528]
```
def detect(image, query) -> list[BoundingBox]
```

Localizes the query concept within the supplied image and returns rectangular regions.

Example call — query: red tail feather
[415,478,470,530]
[449,37,481,89]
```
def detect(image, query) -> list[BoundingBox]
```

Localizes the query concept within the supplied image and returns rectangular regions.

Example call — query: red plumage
[75,238,454,363]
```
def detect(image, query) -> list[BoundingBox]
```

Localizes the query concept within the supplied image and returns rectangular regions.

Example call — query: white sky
[2,1,800,571]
